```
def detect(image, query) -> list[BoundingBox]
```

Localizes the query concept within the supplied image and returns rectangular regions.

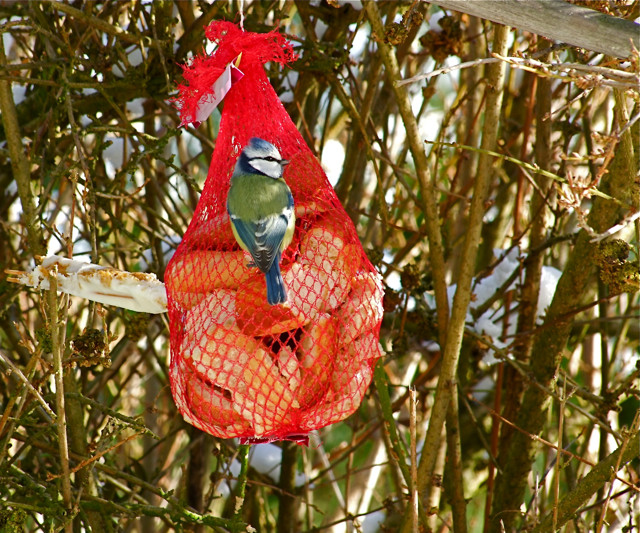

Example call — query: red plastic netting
[165,21,383,443]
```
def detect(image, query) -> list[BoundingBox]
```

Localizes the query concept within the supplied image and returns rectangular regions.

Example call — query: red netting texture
[166,21,383,441]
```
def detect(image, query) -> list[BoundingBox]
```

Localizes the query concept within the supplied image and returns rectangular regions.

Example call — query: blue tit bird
[226,138,295,305]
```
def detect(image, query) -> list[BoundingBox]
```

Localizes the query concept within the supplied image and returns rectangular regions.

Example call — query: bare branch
[429,0,640,58]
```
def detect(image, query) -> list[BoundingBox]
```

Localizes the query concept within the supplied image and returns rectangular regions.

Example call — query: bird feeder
[165,21,383,443]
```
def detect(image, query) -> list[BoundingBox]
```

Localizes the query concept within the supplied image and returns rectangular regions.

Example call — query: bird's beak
[281,159,290,167]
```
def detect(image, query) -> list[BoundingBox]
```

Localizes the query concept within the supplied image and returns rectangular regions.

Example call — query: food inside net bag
[166,21,383,443]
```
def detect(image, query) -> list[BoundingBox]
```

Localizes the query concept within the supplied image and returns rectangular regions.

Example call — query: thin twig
[53,2,149,45]
[404,24,511,533]
[47,430,145,480]
[62,68,98,262]
[425,140,620,203]
[398,55,639,90]
[232,444,250,521]
[468,393,638,491]
[531,420,640,533]
[446,389,468,533]
[48,268,73,532]
[552,382,567,531]
[373,362,412,489]
[0,35,43,255]
[0,350,55,421]
[409,388,418,533]
[363,1,450,346]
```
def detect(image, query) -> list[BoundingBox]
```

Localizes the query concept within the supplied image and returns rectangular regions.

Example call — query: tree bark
[429,0,639,58]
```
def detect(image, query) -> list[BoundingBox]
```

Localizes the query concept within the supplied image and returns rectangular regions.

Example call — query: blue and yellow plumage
[226,138,295,305]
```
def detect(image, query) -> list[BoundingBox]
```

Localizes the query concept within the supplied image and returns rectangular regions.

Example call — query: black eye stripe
[249,156,280,163]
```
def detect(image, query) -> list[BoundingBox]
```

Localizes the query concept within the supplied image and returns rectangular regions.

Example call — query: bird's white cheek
[250,160,282,178]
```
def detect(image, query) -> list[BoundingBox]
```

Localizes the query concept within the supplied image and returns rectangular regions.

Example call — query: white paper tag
[183,58,244,127]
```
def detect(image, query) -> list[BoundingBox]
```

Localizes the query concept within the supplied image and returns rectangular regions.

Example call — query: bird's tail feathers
[265,262,287,305]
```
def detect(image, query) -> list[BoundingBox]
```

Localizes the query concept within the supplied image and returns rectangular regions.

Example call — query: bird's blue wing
[228,215,257,252]
[230,214,289,273]
[252,214,289,272]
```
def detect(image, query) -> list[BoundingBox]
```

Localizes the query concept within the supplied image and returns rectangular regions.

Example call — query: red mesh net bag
[165,21,383,443]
